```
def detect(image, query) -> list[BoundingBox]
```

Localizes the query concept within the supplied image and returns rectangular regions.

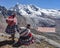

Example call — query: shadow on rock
[0,40,14,47]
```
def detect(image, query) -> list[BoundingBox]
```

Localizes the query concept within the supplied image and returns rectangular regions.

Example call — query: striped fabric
[18,27,34,45]
[20,29,30,36]
[19,27,31,36]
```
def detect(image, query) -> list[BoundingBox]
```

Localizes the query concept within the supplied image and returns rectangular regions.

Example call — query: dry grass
[0,42,55,48]
[0,33,57,48]
[0,36,56,48]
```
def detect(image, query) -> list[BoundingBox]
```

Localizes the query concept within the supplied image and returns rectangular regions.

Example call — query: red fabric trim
[28,33,32,37]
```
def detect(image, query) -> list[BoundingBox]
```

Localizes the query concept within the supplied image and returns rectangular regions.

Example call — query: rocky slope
[0,4,60,48]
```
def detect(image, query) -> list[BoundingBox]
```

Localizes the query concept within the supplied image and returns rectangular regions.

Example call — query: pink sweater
[6,16,18,26]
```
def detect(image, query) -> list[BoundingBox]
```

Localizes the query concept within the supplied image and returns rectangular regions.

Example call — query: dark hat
[26,24,31,28]
[11,13,16,18]
[27,24,30,27]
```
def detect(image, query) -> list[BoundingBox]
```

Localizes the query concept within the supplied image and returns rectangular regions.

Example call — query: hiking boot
[0,40,8,47]
[7,40,15,45]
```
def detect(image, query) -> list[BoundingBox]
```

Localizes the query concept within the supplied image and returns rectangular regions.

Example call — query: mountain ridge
[0,4,58,28]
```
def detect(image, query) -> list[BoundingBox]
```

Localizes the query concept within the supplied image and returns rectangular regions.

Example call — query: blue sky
[0,0,60,9]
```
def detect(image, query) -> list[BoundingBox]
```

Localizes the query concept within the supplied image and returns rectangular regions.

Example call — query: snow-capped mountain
[10,4,59,27]
[10,4,60,19]
[1,4,60,27]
